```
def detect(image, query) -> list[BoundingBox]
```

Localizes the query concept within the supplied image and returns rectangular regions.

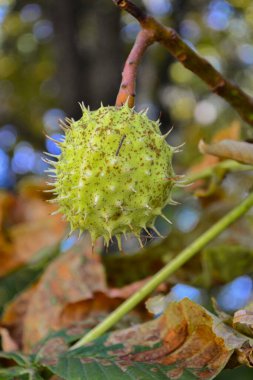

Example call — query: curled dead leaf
[106,298,252,379]
[234,310,253,328]
[237,343,253,367]
[233,309,253,340]
[199,139,253,165]
[187,120,241,191]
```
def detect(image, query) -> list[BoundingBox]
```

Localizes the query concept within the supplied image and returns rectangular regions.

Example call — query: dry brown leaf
[232,309,253,346]
[237,343,253,367]
[22,239,105,352]
[187,121,243,197]
[60,278,150,328]
[0,327,19,352]
[59,294,122,328]
[32,298,253,379]
[23,239,146,351]
[21,238,147,352]
[1,286,37,350]
[0,192,16,229]
[234,310,253,328]
[0,178,67,277]
[107,298,251,379]
[0,218,65,277]
[199,140,253,165]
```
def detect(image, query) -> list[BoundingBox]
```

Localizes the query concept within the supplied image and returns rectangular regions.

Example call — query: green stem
[185,160,253,184]
[71,192,253,349]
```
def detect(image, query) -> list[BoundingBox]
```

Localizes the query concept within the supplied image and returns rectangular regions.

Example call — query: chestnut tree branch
[116,29,154,107]
[113,0,146,22]
[114,0,253,127]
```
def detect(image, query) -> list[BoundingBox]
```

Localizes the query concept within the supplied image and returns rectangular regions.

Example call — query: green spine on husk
[45,103,181,249]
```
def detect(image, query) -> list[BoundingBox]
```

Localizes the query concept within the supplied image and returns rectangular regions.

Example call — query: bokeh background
[0,0,253,188]
[0,0,253,377]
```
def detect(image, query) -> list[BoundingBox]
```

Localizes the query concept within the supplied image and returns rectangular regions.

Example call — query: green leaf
[0,351,48,379]
[0,366,32,379]
[0,351,30,366]
[48,353,198,380]
[216,366,253,379]
[44,333,199,380]
[198,244,253,287]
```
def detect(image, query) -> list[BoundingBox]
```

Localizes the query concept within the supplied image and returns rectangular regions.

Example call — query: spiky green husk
[46,104,178,248]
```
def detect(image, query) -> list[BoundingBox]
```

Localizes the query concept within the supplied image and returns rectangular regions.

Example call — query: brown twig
[113,0,146,23]
[114,0,253,127]
[116,29,154,107]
